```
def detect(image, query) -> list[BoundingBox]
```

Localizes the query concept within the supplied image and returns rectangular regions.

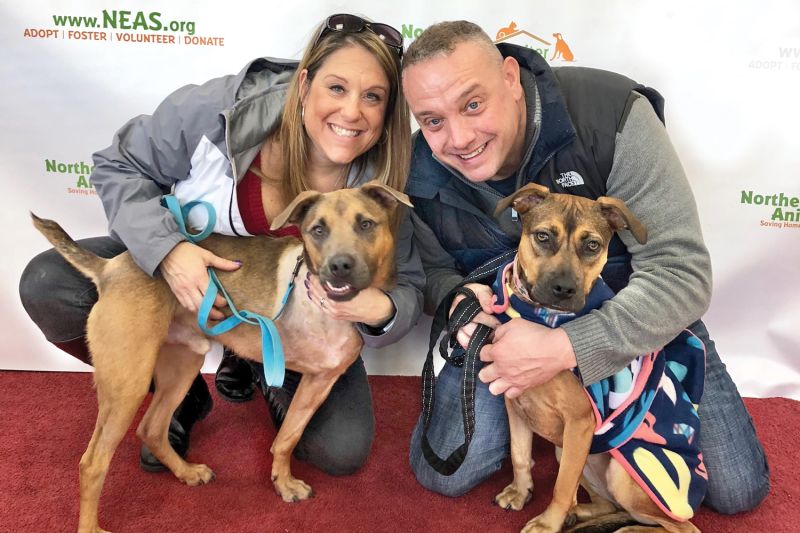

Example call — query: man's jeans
[409,320,770,514]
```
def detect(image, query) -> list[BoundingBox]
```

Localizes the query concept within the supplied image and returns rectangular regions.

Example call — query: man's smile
[456,142,488,160]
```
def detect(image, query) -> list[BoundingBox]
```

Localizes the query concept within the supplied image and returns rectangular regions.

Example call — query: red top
[236,153,301,238]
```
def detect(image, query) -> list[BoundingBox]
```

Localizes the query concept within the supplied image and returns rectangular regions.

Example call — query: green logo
[45,159,97,196]
[741,190,800,228]
[401,24,425,41]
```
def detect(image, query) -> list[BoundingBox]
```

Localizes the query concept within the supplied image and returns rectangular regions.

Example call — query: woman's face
[300,44,390,171]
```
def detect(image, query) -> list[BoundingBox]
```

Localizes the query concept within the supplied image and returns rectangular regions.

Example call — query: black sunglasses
[317,13,404,58]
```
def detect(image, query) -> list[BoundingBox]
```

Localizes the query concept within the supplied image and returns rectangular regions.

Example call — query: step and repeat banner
[2,1,798,398]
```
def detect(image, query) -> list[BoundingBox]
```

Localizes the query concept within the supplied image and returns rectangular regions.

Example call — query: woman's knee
[20,236,124,324]
[20,249,64,308]
[298,422,374,476]
[19,249,91,340]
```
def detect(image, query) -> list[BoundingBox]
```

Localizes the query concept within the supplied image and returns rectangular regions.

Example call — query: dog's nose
[551,280,577,300]
[328,254,355,279]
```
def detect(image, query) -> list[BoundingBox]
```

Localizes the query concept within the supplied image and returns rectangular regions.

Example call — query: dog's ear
[270,190,323,230]
[360,180,414,209]
[494,183,550,217]
[596,197,648,244]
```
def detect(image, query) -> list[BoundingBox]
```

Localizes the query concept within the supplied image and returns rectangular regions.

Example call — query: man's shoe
[254,364,301,431]
[215,348,256,402]
[140,373,213,472]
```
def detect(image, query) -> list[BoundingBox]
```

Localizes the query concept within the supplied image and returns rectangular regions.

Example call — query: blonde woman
[20,14,422,477]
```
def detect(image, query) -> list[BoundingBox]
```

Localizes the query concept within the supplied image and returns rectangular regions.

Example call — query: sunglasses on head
[317,13,404,58]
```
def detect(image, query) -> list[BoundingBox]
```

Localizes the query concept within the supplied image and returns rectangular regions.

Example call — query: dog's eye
[585,240,600,252]
[311,225,326,237]
[359,219,374,231]
[534,232,550,243]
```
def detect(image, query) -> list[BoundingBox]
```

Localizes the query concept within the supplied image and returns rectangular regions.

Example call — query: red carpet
[0,371,796,532]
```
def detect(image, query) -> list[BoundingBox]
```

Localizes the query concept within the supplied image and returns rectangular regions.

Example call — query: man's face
[403,41,526,183]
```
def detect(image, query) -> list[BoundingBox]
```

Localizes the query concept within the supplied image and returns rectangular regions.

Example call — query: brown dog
[32,181,411,533]
[490,183,701,533]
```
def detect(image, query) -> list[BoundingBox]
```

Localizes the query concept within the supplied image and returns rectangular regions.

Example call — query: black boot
[215,347,256,402]
[139,373,213,472]
[252,363,302,430]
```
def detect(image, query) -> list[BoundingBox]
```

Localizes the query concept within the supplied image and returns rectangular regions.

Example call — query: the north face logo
[556,171,584,187]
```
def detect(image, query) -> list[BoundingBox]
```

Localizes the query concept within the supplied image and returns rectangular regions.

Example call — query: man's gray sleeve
[409,210,463,316]
[561,95,713,385]
[358,208,425,347]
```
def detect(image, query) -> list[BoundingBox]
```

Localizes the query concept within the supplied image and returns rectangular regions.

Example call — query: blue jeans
[409,320,770,514]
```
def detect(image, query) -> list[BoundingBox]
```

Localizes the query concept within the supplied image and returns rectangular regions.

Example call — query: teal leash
[162,195,216,244]
[163,194,299,387]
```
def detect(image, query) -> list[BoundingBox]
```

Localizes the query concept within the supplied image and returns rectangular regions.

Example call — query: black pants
[19,236,375,475]
[279,357,375,476]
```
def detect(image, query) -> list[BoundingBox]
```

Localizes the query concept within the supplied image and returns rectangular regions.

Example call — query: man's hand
[478,318,577,398]
[305,273,395,327]
[450,283,501,348]
[160,241,241,319]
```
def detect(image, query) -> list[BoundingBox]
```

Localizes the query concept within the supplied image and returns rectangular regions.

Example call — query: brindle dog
[491,183,700,533]
[31,181,411,533]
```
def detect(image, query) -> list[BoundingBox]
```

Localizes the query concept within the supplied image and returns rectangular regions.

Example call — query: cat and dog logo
[494,21,575,62]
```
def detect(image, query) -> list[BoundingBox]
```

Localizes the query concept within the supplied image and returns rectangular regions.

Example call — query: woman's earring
[301,105,305,124]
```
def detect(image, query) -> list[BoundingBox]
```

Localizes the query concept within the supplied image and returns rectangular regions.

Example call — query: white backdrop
[2,1,798,399]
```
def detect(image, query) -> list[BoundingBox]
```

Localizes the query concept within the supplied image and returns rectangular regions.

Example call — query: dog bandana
[491,260,707,521]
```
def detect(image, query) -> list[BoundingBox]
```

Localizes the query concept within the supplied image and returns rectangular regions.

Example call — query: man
[403,20,769,515]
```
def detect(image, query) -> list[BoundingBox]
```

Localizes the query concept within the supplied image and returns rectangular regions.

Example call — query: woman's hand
[305,273,395,328]
[159,241,241,319]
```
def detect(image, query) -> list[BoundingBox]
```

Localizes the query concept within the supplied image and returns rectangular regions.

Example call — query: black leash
[420,250,516,475]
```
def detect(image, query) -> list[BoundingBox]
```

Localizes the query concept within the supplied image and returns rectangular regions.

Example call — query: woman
[19,14,423,476]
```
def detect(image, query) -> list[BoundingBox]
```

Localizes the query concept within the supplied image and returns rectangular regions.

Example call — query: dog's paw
[177,463,216,486]
[493,483,533,511]
[273,475,314,503]
[520,512,562,533]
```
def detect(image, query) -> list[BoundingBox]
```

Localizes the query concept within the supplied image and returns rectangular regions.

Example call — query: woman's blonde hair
[279,19,410,202]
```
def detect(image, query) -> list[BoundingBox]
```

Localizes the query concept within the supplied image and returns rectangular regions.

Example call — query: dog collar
[511,255,532,302]
[491,256,577,328]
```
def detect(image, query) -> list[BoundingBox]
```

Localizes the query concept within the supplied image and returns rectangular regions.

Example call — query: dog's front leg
[269,371,339,502]
[563,455,619,526]
[522,417,594,533]
[495,397,534,510]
